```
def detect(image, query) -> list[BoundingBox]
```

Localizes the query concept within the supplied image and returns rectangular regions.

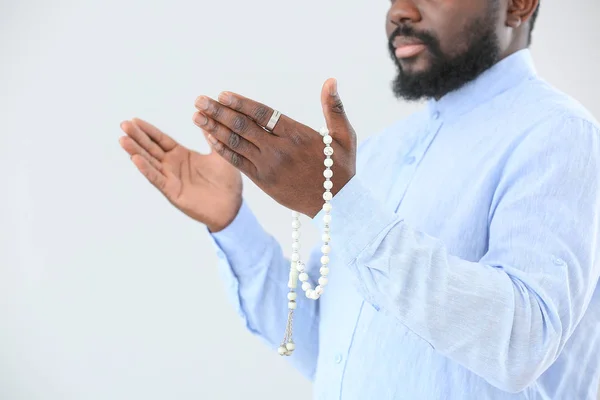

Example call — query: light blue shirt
[207,49,600,399]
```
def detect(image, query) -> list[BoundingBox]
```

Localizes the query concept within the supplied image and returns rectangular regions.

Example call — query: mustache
[387,23,441,58]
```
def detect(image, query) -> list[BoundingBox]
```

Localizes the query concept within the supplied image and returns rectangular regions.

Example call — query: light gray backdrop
[1,1,599,399]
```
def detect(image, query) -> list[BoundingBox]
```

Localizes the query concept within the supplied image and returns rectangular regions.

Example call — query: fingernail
[195,113,208,125]
[218,92,231,105]
[207,134,217,145]
[196,96,209,110]
[330,79,338,96]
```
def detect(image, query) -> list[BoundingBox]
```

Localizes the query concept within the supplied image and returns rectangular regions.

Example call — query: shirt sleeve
[312,116,600,393]
[207,199,320,381]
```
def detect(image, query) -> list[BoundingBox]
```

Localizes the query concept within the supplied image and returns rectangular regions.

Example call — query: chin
[397,51,433,74]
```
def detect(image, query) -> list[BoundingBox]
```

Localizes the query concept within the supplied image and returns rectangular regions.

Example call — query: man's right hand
[119,118,243,233]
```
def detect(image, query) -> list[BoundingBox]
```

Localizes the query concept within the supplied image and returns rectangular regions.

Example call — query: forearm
[209,200,320,380]
[343,217,565,392]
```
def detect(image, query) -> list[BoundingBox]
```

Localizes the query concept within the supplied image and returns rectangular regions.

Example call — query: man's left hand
[192,78,357,218]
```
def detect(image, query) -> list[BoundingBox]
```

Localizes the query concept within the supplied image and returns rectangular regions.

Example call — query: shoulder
[477,75,600,164]
[512,77,599,135]
[499,83,600,186]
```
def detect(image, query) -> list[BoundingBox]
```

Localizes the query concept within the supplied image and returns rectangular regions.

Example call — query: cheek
[434,19,473,57]
[426,1,480,56]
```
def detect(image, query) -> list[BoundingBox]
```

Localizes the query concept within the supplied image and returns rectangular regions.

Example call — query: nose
[388,0,421,25]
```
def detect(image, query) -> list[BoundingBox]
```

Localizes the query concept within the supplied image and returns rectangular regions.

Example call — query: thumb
[321,78,356,149]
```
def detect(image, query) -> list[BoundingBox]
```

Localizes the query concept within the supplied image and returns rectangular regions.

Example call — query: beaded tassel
[279,126,333,356]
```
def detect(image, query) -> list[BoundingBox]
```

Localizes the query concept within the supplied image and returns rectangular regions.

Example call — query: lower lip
[395,44,426,59]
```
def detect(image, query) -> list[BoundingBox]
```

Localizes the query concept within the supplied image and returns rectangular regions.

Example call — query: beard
[389,11,502,101]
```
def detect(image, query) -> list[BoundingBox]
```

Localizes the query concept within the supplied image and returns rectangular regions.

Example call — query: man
[119,0,600,398]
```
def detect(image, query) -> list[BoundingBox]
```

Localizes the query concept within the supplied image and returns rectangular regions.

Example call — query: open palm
[119,118,242,231]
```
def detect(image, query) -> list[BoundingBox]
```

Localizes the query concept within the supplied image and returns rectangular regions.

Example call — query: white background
[1,1,599,399]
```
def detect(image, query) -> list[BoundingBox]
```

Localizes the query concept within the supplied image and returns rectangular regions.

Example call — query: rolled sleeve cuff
[311,174,400,269]
[207,199,272,276]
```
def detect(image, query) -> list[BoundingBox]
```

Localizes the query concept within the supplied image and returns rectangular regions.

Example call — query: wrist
[206,197,243,233]
[306,172,355,218]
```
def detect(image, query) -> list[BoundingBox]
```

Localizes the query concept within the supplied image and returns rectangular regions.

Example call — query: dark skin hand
[192,78,357,218]
[387,0,540,74]
[188,1,537,220]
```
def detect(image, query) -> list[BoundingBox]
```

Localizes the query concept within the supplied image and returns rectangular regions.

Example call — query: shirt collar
[427,49,537,121]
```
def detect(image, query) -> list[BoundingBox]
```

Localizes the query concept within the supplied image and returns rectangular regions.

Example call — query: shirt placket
[389,114,444,212]
[326,114,444,400]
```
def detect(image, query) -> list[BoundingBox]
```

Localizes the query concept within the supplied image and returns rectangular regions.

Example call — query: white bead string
[279,126,333,356]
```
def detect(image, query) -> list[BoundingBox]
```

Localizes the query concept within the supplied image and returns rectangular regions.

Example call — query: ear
[506,0,539,29]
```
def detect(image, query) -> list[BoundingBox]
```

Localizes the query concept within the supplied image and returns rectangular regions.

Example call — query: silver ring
[265,109,282,132]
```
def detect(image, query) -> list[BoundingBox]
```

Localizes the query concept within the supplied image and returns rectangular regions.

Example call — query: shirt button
[433,111,440,120]
[405,156,416,165]
[334,354,343,364]
[552,256,565,266]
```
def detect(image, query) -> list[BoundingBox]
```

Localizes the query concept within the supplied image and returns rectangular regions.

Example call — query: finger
[193,111,261,161]
[120,120,166,161]
[320,78,356,149]
[130,154,168,192]
[131,118,178,152]
[195,95,271,145]
[216,91,293,136]
[203,126,257,179]
[119,136,162,171]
